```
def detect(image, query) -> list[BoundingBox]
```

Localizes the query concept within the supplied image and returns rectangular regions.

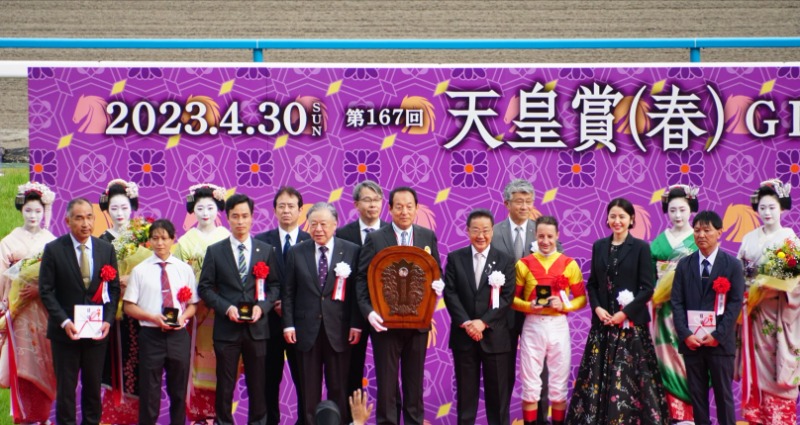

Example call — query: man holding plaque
[356,186,443,425]
[282,202,363,424]
[443,209,515,425]
[39,197,120,425]
[671,211,744,425]
[123,219,198,425]
[198,193,280,425]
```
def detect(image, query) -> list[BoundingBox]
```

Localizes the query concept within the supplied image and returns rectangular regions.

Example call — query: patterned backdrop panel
[29,65,800,423]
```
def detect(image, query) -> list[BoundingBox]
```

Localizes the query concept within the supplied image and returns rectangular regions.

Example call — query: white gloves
[368,311,387,332]
[432,279,444,296]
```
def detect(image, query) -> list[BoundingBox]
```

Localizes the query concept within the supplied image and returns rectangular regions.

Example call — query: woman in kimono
[650,185,699,423]
[738,179,800,424]
[0,182,56,423]
[566,197,669,425]
[173,183,230,424]
[99,178,142,424]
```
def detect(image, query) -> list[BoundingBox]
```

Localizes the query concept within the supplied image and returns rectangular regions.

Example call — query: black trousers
[684,351,736,425]
[214,332,268,425]
[453,345,510,425]
[138,326,191,425]
[372,329,427,425]
[266,310,304,425]
[51,338,108,425]
[296,325,350,425]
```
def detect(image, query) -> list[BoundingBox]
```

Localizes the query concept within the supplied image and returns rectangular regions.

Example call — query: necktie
[318,246,329,289]
[283,234,291,263]
[701,259,710,288]
[401,231,409,246]
[159,262,174,308]
[238,243,247,285]
[363,227,374,243]
[474,252,484,289]
[79,243,90,288]
[513,226,524,260]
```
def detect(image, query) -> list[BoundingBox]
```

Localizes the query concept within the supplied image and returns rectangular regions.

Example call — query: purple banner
[28,64,800,423]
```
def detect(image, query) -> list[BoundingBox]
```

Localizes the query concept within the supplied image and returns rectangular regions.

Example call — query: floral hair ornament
[751,178,792,211]
[660,184,700,213]
[99,179,140,211]
[15,181,56,230]
[186,183,226,213]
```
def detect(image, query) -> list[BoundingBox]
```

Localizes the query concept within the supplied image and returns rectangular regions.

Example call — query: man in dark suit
[283,202,363,424]
[491,178,555,424]
[443,209,515,425]
[671,210,744,425]
[254,186,310,425]
[39,197,121,425]
[356,186,443,425]
[334,180,389,399]
[198,193,280,425]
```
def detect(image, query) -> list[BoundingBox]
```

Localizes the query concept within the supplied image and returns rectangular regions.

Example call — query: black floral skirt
[566,323,669,425]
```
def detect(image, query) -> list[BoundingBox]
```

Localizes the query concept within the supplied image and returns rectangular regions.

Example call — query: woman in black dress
[566,198,669,425]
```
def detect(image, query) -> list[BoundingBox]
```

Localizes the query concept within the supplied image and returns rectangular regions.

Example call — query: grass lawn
[0,165,29,424]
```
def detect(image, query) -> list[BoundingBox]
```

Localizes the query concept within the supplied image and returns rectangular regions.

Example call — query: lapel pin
[424,246,431,254]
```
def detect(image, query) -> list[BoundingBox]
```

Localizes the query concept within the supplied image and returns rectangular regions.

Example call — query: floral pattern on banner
[77,152,110,183]
[29,149,57,186]
[128,149,166,187]
[185,153,217,183]
[450,149,488,188]
[725,153,756,184]
[509,154,538,182]
[235,149,273,187]
[294,154,324,183]
[776,150,800,188]
[614,153,646,184]
[127,68,163,80]
[29,99,53,129]
[558,151,596,188]
[343,150,380,185]
[400,152,431,184]
[666,150,704,186]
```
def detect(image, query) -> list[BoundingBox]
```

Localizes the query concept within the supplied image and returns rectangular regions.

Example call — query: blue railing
[1,37,800,62]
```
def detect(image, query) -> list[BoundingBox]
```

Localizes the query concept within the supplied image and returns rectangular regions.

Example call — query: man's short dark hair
[225,193,254,216]
[692,210,723,230]
[66,197,92,216]
[149,219,176,239]
[273,186,303,209]
[466,208,494,228]
[535,215,559,233]
[388,186,418,208]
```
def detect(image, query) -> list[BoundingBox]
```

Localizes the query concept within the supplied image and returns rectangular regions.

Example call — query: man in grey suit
[39,198,121,425]
[491,179,552,425]
[356,186,443,425]
[283,202,363,424]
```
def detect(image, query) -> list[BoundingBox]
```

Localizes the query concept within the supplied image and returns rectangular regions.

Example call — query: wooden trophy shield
[367,246,440,329]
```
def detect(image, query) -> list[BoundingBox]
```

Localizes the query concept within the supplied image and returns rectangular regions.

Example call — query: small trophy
[238,302,254,321]
[163,307,180,327]
[535,285,552,307]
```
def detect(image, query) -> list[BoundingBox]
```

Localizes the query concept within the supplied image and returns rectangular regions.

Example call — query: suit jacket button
[318,315,322,319]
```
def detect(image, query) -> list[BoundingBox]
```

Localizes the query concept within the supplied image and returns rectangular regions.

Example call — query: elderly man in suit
[198,193,281,425]
[671,211,744,425]
[491,178,556,423]
[283,202,363,424]
[39,197,121,425]
[444,208,515,425]
[254,186,310,425]
[356,186,443,425]
[334,180,390,400]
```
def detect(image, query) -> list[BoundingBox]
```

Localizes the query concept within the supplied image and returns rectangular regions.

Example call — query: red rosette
[177,286,192,304]
[552,274,570,292]
[712,276,731,294]
[253,261,269,279]
[100,265,117,282]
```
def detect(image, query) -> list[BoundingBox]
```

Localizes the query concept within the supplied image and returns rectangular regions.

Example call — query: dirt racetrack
[1,0,800,152]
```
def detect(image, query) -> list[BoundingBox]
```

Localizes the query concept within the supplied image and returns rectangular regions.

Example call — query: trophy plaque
[367,246,440,329]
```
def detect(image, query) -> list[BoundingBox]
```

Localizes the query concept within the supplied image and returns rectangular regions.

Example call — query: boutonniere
[91,265,116,304]
[253,261,269,301]
[530,241,538,253]
[616,290,634,329]
[177,286,192,310]
[424,246,431,254]
[553,274,573,310]
[712,277,731,315]
[487,271,505,309]
[332,262,351,301]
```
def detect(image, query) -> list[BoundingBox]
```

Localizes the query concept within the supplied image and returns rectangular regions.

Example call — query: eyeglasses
[359,197,383,204]
[510,199,533,207]
[468,228,492,236]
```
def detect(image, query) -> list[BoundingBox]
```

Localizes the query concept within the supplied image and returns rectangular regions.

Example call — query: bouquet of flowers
[2,252,45,318]
[112,217,154,276]
[755,238,800,292]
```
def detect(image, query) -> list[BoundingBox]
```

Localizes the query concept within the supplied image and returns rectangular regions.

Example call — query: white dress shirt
[391,222,413,246]
[124,254,199,327]
[278,227,301,247]
[229,235,253,274]
[358,219,380,244]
